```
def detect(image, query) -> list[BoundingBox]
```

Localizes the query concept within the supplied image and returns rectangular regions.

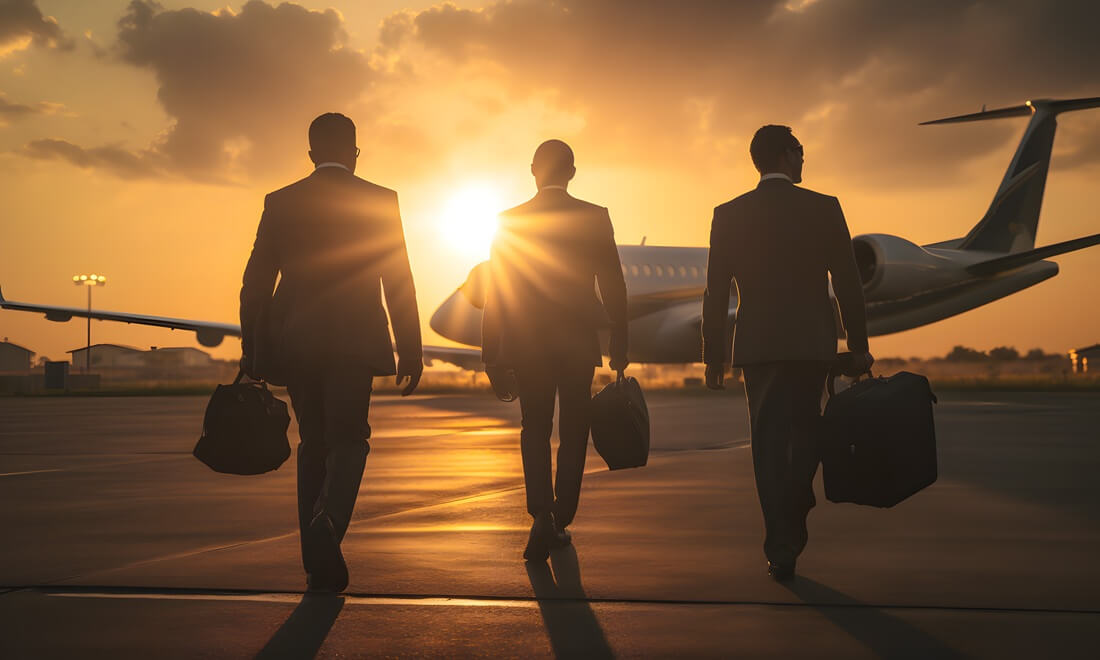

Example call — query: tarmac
[1,387,1098,658]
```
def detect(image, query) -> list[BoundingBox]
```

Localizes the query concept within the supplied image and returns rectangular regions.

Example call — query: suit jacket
[240,166,422,378]
[702,178,868,367]
[481,188,628,368]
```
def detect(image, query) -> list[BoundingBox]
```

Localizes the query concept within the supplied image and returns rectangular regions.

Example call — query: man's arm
[239,194,279,375]
[379,191,423,393]
[825,197,869,354]
[701,208,734,367]
[594,209,629,372]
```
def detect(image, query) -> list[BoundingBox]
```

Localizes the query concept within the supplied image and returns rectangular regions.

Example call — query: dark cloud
[381,0,1100,183]
[114,0,373,177]
[0,92,62,121]
[25,1,374,181]
[0,0,74,53]
[21,138,160,179]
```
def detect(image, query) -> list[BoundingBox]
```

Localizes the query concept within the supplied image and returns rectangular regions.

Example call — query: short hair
[531,139,575,181]
[308,112,356,155]
[749,125,798,173]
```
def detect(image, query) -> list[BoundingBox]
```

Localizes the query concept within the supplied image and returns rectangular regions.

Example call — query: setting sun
[439,184,504,259]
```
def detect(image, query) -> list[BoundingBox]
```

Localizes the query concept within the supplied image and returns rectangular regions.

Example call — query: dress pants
[741,361,830,565]
[514,361,595,528]
[286,365,373,573]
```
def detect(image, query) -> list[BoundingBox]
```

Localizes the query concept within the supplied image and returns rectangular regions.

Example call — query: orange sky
[2,0,1098,364]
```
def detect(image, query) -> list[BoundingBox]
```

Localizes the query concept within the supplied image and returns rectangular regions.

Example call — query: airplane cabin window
[630,265,639,276]
[690,266,700,278]
[643,265,652,276]
[655,266,663,277]
[621,264,627,275]
[679,266,687,277]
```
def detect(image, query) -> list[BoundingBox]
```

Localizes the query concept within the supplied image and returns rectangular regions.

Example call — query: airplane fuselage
[428,241,1062,364]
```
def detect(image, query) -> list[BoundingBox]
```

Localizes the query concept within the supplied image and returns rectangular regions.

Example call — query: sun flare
[438,184,505,258]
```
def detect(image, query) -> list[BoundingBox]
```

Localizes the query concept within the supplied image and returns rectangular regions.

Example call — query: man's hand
[396,358,424,396]
[705,363,726,390]
[850,351,875,375]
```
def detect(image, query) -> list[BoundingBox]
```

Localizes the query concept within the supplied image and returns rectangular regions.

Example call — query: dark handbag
[821,365,938,507]
[591,375,650,470]
[193,371,291,475]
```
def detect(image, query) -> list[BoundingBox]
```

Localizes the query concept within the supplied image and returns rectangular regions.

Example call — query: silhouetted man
[482,139,629,561]
[240,112,423,592]
[702,125,872,581]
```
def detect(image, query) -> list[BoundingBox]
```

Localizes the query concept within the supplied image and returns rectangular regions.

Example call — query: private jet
[4,97,1100,368]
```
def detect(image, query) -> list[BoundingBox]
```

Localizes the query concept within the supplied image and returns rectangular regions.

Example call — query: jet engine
[851,234,964,300]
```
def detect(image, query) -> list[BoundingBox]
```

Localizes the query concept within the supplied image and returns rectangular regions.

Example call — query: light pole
[73,274,107,373]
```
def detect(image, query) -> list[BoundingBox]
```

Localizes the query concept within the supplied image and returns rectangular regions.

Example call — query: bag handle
[233,369,269,389]
[827,368,872,398]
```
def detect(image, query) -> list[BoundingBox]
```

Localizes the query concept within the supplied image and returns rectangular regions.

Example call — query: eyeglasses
[792,144,804,156]
[355,147,361,158]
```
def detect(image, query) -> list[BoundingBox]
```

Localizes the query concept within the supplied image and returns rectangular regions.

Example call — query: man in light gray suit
[702,125,873,581]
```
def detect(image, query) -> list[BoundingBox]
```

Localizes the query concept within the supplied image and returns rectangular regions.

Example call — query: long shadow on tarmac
[256,593,344,659]
[785,577,964,659]
[527,546,614,659]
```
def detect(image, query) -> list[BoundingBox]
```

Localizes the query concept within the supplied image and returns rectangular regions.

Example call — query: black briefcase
[194,371,291,475]
[821,371,938,507]
[591,376,650,470]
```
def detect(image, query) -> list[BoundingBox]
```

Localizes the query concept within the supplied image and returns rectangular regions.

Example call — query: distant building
[143,346,219,368]
[1069,344,1100,374]
[67,344,146,369]
[0,340,34,372]
[64,343,231,381]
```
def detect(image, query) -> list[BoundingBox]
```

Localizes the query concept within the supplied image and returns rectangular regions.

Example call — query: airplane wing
[0,286,239,347]
[422,345,484,371]
[0,286,483,370]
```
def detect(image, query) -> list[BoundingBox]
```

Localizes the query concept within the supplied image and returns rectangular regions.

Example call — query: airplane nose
[430,287,484,347]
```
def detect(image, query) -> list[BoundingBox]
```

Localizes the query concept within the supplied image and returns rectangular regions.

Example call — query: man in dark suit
[702,125,872,581]
[240,112,423,592]
[482,139,629,561]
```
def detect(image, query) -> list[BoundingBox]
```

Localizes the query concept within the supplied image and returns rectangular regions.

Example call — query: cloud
[0,0,74,56]
[380,0,1100,183]
[23,1,374,181]
[113,0,373,178]
[21,138,160,179]
[0,92,65,122]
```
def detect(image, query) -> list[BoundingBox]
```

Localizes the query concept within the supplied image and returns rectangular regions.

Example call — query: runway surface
[1,389,1098,658]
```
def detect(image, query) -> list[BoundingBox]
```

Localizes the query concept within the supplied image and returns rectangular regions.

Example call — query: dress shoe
[306,513,348,592]
[525,512,570,561]
[767,561,795,582]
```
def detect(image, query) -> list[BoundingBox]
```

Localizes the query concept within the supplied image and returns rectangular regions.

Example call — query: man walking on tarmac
[702,125,873,581]
[240,112,423,592]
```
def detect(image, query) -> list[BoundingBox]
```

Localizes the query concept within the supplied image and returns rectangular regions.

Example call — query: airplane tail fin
[922,96,1100,253]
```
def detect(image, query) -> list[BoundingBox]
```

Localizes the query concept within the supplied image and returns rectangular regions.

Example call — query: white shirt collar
[539,184,568,191]
[760,172,792,183]
[314,162,350,172]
